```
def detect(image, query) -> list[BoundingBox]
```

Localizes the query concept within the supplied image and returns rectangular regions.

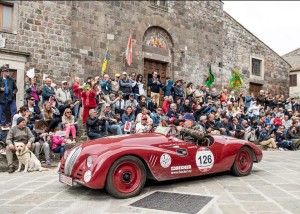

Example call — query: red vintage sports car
[58,127,262,198]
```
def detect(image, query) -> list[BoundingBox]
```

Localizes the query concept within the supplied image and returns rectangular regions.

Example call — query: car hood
[77,133,168,155]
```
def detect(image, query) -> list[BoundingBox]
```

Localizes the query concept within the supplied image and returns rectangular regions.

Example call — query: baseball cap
[115,73,120,77]
[1,66,9,72]
[182,114,195,121]
[122,71,127,75]
[129,93,134,97]
[61,80,68,84]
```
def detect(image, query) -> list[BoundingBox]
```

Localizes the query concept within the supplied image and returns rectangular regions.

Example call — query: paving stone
[273,198,300,213]
[224,185,254,193]
[17,181,48,190]
[0,199,8,205]
[277,184,300,192]
[243,179,272,187]
[9,192,56,206]
[241,201,284,212]
[218,204,246,214]
[0,205,34,214]
[0,190,27,200]
[34,182,67,193]
[27,208,62,214]
[40,200,75,208]
[232,193,267,202]
[255,186,292,198]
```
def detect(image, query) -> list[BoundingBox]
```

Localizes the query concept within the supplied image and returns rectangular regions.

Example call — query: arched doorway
[142,26,174,105]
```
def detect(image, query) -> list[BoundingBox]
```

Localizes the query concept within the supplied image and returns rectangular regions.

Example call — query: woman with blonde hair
[62,108,78,144]
[41,101,60,131]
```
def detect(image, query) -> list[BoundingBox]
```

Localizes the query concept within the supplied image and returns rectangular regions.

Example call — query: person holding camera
[172,80,185,105]
[25,95,42,129]
[100,74,112,102]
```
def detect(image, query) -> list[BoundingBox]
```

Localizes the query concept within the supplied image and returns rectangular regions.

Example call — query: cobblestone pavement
[0,151,300,214]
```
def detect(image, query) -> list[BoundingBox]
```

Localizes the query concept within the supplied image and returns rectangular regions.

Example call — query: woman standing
[62,108,78,144]
[185,82,195,102]
[132,74,146,101]
[25,77,42,106]
[81,84,97,124]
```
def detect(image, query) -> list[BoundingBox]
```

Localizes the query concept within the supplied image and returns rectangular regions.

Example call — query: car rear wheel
[231,147,253,176]
[106,156,146,199]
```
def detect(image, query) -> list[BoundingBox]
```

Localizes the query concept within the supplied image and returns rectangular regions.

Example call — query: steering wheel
[202,135,214,147]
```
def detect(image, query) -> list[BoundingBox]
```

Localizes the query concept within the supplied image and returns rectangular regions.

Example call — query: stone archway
[142,26,174,103]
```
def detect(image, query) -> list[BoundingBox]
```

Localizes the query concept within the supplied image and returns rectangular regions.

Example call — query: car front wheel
[231,147,253,176]
[106,156,146,199]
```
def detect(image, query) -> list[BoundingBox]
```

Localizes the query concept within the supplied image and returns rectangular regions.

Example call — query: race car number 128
[196,147,214,172]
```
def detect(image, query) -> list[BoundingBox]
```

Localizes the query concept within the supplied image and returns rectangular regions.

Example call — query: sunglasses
[29,99,35,101]
[66,111,72,113]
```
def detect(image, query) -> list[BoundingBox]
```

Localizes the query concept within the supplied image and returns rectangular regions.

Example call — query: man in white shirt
[135,115,152,133]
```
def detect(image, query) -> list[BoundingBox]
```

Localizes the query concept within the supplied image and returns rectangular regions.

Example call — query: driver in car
[176,113,207,145]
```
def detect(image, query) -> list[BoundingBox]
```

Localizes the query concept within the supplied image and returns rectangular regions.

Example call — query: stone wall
[222,12,291,96]
[283,48,300,69]
[1,1,72,83]
[70,1,224,85]
[0,1,291,96]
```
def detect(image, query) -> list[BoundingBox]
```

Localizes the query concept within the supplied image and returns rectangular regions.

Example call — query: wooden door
[144,59,168,105]
[249,82,262,97]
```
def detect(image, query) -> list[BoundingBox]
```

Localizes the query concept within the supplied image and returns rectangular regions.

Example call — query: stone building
[282,48,300,97]
[0,0,291,108]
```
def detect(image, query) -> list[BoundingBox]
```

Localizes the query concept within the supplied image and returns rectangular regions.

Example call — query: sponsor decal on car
[196,147,214,172]
[160,153,172,168]
[171,165,192,174]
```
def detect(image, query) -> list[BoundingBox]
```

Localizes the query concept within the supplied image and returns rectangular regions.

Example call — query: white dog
[15,142,48,172]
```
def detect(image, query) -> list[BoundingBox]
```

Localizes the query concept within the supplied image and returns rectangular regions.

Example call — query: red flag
[125,34,133,66]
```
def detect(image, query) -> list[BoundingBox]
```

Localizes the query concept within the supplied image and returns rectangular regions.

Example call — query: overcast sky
[223,1,300,56]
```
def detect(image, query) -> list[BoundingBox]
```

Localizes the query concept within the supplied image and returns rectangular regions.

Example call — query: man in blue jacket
[148,71,162,106]
[0,66,18,127]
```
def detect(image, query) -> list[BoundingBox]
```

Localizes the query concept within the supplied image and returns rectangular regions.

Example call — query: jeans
[34,141,50,160]
[88,131,102,140]
[72,104,81,122]
[104,121,122,135]
[277,140,292,149]
[52,145,66,159]
[0,98,17,126]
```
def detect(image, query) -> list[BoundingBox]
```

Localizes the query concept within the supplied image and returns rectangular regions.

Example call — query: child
[51,127,66,159]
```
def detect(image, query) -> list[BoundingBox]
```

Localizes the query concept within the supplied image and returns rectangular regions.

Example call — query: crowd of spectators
[1,64,300,173]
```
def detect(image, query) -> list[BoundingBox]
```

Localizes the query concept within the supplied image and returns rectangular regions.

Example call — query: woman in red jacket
[81,84,97,124]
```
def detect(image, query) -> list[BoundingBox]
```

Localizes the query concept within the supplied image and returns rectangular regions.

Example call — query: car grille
[64,147,82,176]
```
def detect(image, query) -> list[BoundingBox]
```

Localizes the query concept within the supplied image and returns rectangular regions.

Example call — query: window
[151,0,168,8]
[251,58,262,76]
[0,3,13,31]
[290,74,297,87]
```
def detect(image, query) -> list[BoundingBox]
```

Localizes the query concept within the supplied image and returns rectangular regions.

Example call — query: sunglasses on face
[66,112,71,113]
[29,99,35,101]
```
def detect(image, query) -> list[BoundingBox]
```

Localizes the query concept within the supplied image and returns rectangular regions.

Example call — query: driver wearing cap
[176,113,207,145]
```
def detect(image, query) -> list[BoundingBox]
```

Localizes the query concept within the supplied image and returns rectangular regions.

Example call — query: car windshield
[154,126,171,135]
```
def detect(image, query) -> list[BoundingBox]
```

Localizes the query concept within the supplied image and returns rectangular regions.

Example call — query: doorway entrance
[144,59,168,105]
[5,69,17,123]
[249,82,263,97]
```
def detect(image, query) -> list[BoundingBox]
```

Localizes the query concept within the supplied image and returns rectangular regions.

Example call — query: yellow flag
[101,48,109,76]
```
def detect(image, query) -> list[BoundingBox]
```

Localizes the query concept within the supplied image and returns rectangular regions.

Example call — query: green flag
[205,64,214,88]
[229,68,243,91]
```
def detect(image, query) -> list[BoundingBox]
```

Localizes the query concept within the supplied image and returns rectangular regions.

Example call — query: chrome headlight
[86,156,93,168]
[84,170,92,183]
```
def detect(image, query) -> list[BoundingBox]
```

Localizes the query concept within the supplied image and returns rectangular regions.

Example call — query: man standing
[72,76,83,122]
[100,74,112,101]
[119,72,132,99]
[148,71,162,106]
[0,65,18,127]
[42,78,55,103]
[111,73,120,95]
